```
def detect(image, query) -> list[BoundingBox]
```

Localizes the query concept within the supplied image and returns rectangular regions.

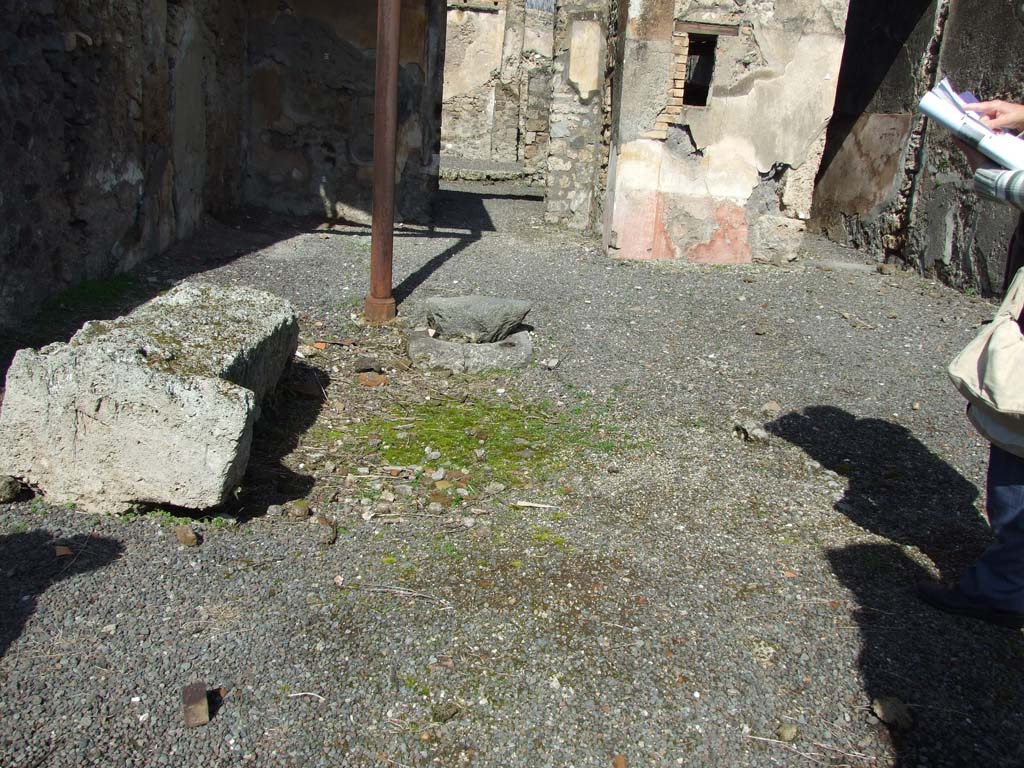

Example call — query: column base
[364,295,397,324]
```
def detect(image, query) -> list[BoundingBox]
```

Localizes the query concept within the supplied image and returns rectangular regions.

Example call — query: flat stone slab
[0,283,298,513]
[407,330,533,373]
[425,295,532,343]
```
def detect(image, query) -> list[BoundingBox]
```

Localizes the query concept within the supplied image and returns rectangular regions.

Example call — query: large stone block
[0,283,299,513]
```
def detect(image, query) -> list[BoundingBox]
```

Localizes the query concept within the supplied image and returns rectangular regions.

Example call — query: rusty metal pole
[365,0,401,323]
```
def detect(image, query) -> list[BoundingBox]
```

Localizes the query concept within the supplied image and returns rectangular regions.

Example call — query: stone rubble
[0,476,20,503]
[407,330,534,374]
[174,525,199,548]
[424,296,532,344]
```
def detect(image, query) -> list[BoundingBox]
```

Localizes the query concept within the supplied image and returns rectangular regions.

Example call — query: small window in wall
[684,34,716,107]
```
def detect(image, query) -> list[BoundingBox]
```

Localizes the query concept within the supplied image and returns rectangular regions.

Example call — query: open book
[919,79,1024,209]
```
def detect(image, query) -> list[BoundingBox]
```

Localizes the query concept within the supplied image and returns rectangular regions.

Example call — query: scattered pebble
[0,476,21,503]
[776,723,799,742]
[174,525,199,547]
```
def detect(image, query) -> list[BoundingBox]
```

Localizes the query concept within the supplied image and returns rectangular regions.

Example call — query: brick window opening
[683,34,716,106]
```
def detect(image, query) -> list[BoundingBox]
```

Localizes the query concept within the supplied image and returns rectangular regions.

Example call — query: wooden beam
[674,21,740,37]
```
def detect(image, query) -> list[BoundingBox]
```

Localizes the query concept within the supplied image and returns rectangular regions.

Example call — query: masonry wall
[603,0,849,262]
[808,1,940,267]
[442,4,509,160]
[544,0,611,228]
[1,1,446,331]
[909,0,1024,292]
[810,0,1024,294]
[0,0,246,331]
[246,0,445,224]
[440,0,555,179]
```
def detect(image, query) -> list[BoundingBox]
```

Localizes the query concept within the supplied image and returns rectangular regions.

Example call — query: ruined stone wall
[246,0,445,224]
[441,4,508,159]
[810,0,1024,295]
[0,0,246,330]
[440,0,554,178]
[544,0,609,228]
[1,0,446,329]
[908,0,1024,292]
[491,0,526,163]
[809,1,941,260]
[520,3,556,176]
[603,0,849,261]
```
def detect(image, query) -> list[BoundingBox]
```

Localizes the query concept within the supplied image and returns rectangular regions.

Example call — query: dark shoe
[917,581,1024,629]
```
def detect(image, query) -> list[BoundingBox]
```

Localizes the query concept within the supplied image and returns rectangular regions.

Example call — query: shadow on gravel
[768,405,989,577]
[829,544,1024,767]
[229,361,326,519]
[0,529,123,659]
[313,186,509,304]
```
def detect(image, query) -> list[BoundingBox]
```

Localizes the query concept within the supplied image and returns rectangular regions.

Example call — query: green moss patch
[349,396,587,486]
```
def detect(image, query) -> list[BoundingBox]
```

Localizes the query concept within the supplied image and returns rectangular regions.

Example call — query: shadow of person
[0,529,124,659]
[768,405,989,578]
[828,544,1024,767]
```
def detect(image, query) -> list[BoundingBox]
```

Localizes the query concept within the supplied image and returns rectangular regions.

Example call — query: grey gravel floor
[2,183,1023,768]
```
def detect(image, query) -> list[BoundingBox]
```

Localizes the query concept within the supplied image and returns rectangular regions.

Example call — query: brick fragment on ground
[182,682,210,728]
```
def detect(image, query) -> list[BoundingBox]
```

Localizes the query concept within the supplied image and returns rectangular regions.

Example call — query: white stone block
[0,283,299,513]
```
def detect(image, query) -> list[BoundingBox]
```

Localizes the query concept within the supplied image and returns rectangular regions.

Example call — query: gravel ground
[2,182,1023,768]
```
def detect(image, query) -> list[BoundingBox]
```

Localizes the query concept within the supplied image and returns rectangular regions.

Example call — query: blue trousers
[960,444,1024,612]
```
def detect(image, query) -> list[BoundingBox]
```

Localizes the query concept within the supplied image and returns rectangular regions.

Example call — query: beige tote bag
[949,268,1024,455]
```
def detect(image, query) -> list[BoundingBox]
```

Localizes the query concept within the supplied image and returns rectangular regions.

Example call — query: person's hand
[965,100,1024,133]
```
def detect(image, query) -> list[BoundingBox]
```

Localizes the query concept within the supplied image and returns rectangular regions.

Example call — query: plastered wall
[604,0,848,262]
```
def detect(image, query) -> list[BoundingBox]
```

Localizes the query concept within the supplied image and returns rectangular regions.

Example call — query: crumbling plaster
[684,29,846,212]
[441,9,506,159]
[604,0,848,262]
[440,1,555,176]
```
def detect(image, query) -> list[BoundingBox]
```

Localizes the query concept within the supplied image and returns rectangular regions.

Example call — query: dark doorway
[683,34,716,107]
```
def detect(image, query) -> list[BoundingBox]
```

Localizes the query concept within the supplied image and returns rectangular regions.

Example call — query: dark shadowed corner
[231,359,327,519]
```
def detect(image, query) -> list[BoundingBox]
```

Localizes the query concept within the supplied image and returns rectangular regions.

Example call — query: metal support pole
[365,0,400,323]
